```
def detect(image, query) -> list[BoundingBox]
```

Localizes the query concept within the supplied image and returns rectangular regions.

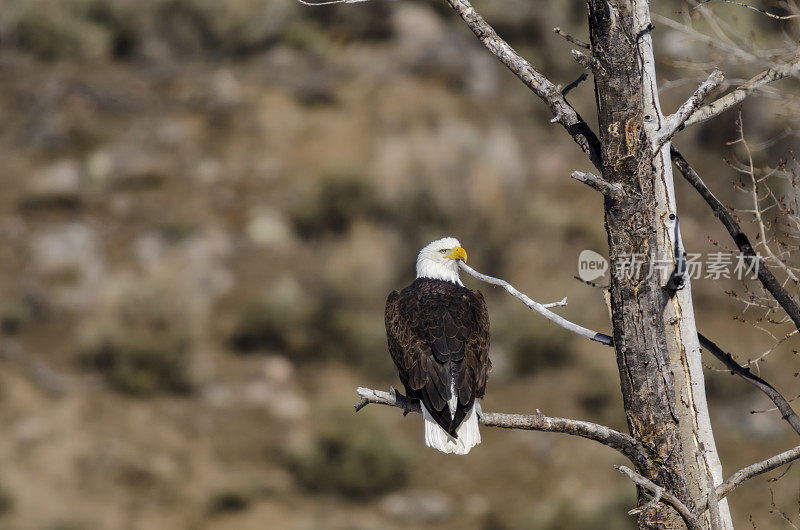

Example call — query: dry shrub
[4,0,112,60]
[207,488,251,514]
[77,276,200,395]
[514,493,634,530]
[288,413,410,499]
[290,169,379,239]
[0,479,12,515]
[230,276,313,355]
[1,0,300,61]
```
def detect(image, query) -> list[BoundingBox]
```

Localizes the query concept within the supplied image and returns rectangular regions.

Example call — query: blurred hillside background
[0,0,798,528]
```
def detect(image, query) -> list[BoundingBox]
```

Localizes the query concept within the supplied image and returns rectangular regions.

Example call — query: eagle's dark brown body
[385,278,490,437]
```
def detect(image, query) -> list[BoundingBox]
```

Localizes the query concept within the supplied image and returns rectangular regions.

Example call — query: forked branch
[653,69,724,152]
[684,57,800,128]
[615,465,703,530]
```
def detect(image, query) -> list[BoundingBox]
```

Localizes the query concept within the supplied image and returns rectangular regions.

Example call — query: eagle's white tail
[420,386,481,455]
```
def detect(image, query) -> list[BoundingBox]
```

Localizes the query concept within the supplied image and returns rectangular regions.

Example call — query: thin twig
[571,170,624,197]
[734,119,800,285]
[614,465,704,530]
[671,147,800,331]
[653,69,725,152]
[355,387,654,468]
[692,0,800,21]
[458,262,614,345]
[561,73,589,96]
[553,26,590,49]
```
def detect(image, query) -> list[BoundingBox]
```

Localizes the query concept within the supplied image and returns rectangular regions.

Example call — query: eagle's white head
[416,237,467,286]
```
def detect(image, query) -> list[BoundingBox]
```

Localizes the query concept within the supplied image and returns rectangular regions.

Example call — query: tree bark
[587,1,733,528]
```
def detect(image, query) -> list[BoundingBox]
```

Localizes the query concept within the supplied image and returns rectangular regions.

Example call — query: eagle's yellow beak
[446,247,467,262]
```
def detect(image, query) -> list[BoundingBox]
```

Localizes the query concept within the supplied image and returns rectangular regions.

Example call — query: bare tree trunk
[588,1,733,528]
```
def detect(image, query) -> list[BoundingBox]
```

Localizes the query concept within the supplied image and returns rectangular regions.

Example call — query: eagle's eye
[439,249,448,254]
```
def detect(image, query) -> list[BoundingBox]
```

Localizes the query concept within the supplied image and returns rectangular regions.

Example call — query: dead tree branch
[553,27,590,49]
[692,0,800,21]
[458,262,614,345]
[615,465,704,530]
[571,170,624,197]
[698,333,800,437]
[443,0,602,169]
[465,260,800,439]
[684,57,800,129]
[574,275,800,437]
[571,49,604,73]
[355,387,654,468]
[654,69,725,152]
[716,443,800,500]
[561,73,589,96]
[733,122,800,286]
[671,147,800,330]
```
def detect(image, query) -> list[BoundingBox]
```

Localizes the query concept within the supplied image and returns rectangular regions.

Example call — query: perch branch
[615,465,703,530]
[553,27,590,49]
[571,170,623,197]
[458,262,614,345]
[443,0,602,169]
[684,57,800,128]
[653,69,724,152]
[355,387,654,468]
[698,333,800,437]
[671,147,800,330]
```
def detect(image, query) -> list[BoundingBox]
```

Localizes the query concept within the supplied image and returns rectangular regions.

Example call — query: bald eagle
[385,237,491,455]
